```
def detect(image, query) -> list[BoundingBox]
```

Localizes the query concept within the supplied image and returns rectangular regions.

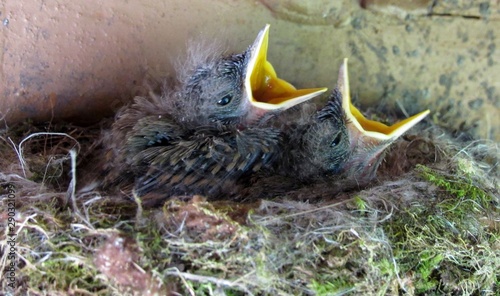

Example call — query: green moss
[418,164,493,206]
[353,195,368,212]
[383,164,499,294]
[311,278,354,296]
[134,222,173,270]
[184,282,245,296]
[17,221,106,294]
[415,251,444,292]
[25,257,104,293]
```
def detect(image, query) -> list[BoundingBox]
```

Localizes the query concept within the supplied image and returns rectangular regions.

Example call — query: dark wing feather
[133,126,282,207]
[102,95,183,188]
[127,116,185,154]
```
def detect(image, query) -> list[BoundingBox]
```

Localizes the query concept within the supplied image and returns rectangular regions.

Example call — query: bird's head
[181,24,327,126]
[300,88,351,177]
[336,58,430,184]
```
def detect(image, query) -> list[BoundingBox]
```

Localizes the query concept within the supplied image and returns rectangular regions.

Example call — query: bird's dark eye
[330,133,342,147]
[217,94,232,106]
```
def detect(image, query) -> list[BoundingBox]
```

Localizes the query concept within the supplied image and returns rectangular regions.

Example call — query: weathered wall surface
[0,0,498,140]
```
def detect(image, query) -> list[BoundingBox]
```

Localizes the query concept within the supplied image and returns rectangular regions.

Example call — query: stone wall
[0,0,498,140]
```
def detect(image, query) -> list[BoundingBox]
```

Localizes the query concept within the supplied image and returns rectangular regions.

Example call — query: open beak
[337,58,430,182]
[337,58,430,145]
[244,24,327,122]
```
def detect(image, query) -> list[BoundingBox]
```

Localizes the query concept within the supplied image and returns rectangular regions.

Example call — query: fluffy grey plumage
[101,25,324,207]
[340,131,392,186]
[173,50,251,127]
[239,87,353,201]
[277,87,351,182]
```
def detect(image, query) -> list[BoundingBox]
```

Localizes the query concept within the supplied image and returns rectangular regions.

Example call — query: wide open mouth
[245,24,327,111]
[337,58,430,141]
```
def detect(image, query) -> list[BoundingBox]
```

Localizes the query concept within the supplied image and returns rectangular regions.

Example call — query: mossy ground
[0,120,498,295]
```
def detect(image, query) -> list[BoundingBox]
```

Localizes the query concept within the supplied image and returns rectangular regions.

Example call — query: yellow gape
[337,58,430,142]
[246,24,327,111]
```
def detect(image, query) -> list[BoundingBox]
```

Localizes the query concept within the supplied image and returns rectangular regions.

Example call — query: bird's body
[240,88,352,201]
[104,96,283,207]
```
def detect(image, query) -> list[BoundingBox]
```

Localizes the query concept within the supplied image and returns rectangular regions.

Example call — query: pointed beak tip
[387,108,432,139]
[256,24,271,50]
[319,87,329,94]
[407,109,431,127]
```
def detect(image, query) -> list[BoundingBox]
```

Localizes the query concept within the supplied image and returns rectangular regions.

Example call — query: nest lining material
[0,118,498,295]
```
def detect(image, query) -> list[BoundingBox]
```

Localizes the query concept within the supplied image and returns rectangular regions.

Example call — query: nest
[0,116,498,295]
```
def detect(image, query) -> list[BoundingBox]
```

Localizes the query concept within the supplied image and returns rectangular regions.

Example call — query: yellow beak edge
[337,58,430,141]
[245,24,327,111]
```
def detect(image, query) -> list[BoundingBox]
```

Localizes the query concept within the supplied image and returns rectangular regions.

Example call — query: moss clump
[418,164,494,209]
[7,199,109,294]
[310,277,354,295]
[382,163,499,294]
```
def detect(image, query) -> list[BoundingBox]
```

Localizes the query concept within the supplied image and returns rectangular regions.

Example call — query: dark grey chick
[336,58,430,185]
[242,58,430,201]
[102,24,326,207]
[238,86,351,201]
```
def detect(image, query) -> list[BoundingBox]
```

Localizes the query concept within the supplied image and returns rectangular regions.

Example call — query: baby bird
[337,58,430,185]
[243,58,430,201]
[102,25,326,207]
